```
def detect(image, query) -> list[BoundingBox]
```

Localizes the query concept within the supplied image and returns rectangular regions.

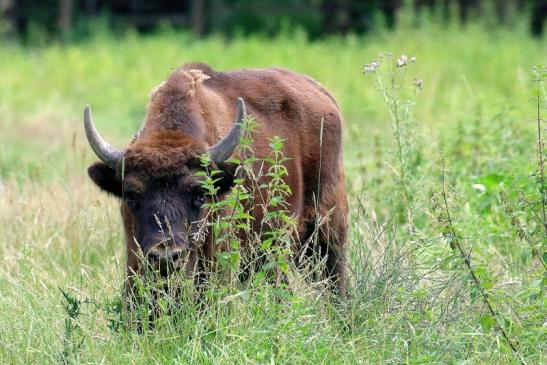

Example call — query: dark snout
[147,245,185,263]
[137,200,199,276]
[144,236,190,277]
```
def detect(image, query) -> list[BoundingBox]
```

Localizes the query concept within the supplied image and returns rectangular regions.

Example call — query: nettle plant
[195,116,296,287]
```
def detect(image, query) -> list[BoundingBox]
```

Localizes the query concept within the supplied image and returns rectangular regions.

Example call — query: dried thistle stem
[440,159,523,362]
[534,70,547,237]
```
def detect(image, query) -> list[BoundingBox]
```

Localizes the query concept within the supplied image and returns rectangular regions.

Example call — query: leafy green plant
[196,117,297,287]
[256,136,296,284]
[59,288,87,363]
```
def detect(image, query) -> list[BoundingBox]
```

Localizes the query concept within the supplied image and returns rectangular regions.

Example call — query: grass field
[0,14,546,364]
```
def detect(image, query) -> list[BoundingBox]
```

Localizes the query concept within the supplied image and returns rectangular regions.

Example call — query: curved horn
[208,97,246,164]
[84,105,123,169]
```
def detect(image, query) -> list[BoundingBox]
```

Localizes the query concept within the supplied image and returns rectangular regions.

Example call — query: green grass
[0,16,546,364]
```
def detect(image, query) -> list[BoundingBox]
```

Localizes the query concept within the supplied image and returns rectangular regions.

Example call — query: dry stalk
[440,159,523,363]
[534,69,547,236]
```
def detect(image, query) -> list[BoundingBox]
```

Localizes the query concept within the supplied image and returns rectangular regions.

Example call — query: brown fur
[88,63,348,297]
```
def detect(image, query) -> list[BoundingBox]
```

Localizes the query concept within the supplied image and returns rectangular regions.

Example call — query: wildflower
[396,54,408,68]
[410,56,416,63]
[413,78,423,89]
[472,183,486,193]
[363,60,380,73]
[363,64,375,73]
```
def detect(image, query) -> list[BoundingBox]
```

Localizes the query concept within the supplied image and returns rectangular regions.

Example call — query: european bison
[85,63,348,297]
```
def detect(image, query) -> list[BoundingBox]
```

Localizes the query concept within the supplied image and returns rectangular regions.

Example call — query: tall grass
[0,15,546,364]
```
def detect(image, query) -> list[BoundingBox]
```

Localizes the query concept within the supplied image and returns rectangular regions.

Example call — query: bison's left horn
[208,97,246,164]
[84,105,123,169]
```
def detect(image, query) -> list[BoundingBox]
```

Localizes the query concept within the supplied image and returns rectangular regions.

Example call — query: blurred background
[0,0,546,42]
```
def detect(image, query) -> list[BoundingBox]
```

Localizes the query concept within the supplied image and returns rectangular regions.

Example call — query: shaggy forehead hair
[145,67,211,138]
[121,130,206,180]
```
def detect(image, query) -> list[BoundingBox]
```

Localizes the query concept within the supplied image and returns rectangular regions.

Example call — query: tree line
[0,0,545,41]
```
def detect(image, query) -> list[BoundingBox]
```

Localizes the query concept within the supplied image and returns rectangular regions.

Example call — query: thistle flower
[363,64,375,73]
[363,60,380,73]
[396,54,408,68]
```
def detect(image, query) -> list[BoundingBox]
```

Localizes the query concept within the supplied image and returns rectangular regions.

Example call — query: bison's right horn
[84,105,123,169]
[208,97,246,164]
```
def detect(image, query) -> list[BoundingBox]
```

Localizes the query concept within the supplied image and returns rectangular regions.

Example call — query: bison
[84,63,348,297]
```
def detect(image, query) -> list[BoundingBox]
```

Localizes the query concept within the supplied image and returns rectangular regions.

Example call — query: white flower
[410,56,416,63]
[396,54,408,67]
[363,62,378,73]
[472,183,486,193]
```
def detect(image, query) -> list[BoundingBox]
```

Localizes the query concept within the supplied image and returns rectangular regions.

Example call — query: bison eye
[193,193,206,208]
[124,192,140,209]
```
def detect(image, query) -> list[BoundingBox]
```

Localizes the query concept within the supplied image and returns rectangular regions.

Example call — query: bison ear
[215,162,238,196]
[88,162,122,197]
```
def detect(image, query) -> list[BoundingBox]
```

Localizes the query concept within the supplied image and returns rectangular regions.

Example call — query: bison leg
[319,211,348,298]
[299,200,348,298]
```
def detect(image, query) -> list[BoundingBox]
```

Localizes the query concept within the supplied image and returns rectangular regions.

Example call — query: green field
[0,17,546,364]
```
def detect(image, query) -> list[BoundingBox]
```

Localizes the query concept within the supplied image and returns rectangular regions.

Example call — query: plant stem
[515,189,547,270]
[535,74,547,237]
[441,159,523,363]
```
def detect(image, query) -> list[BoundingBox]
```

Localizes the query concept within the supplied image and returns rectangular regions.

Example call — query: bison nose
[146,243,186,275]
[147,248,182,262]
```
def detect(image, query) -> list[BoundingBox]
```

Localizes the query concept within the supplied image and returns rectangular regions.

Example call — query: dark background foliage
[1,0,546,42]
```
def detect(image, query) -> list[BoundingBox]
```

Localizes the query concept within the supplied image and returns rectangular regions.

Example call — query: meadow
[0,14,546,364]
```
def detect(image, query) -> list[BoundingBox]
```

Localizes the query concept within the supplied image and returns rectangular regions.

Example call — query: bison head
[84,98,246,277]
